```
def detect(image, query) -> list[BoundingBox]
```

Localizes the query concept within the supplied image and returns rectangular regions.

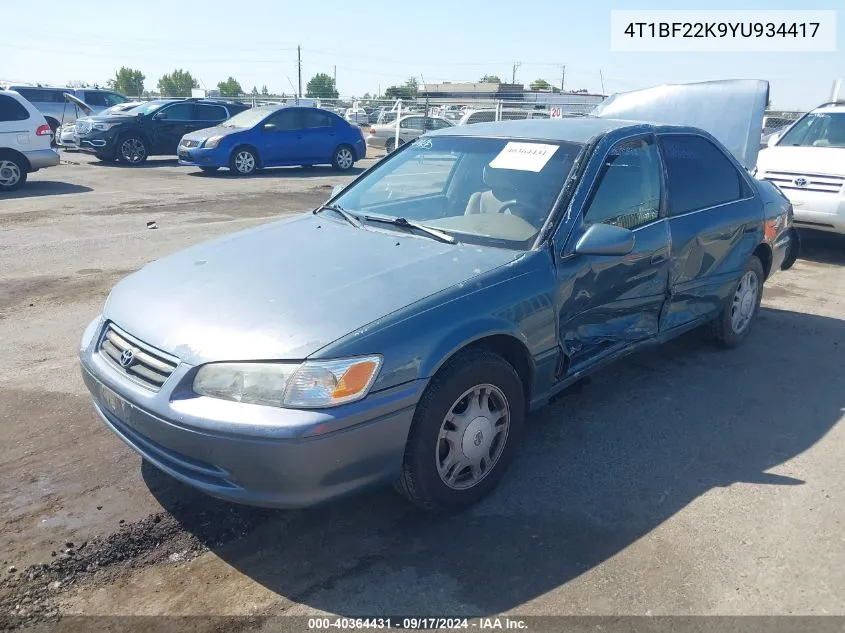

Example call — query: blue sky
[1,0,841,109]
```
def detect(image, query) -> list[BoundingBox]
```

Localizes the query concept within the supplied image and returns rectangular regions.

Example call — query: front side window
[334,136,584,249]
[104,92,128,106]
[158,103,194,120]
[659,134,745,216]
[84,91,107,106]
[778,112,845,148]
[583,137,661,230]
[264,109,303,131]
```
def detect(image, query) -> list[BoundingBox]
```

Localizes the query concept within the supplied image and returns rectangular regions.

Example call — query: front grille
[181,139,200,148]
[764,170,845,194]
[99,323,179,391]
[75,120,92,135]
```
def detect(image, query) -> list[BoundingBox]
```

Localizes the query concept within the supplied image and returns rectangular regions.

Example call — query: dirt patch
[0,270,134,313]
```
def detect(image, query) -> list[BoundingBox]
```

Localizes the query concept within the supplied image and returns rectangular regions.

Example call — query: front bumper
[177,145,224,167]
[24,149,60,170]
[79,321,421,508]
[77,131,113,153]
[777,190,845,234]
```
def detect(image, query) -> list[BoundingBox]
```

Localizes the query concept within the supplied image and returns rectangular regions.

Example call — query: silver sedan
[366,115,453,152]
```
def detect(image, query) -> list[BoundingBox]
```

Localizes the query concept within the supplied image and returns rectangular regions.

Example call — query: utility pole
[560,65,566,92]
[511,61,521,85]
[599,69,605,95]
[297,45,302,98]
[333,65,337,92]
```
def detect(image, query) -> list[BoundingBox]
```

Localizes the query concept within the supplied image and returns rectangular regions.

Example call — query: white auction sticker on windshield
[489,142,559,172]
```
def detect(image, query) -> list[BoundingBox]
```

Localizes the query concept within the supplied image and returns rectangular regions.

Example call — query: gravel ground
[1,152,844,631]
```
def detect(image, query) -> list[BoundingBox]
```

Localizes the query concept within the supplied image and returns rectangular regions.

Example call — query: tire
[116,135,149,166]
[396,349,525,512]
[384,138,395,153]
[0,156,27,191]
[332,145,355,171]
[199,166,220,173]
[229,147,258,176]
[705,255,765,348]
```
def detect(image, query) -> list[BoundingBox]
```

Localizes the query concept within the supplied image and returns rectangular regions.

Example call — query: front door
[556,134,670,370]
[659,133,762,330]
[257,109,303,164]
[150,102,195,154]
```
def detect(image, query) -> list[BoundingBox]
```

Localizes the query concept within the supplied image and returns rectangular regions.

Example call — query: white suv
[0,90,60,191]
[757,101,845,234]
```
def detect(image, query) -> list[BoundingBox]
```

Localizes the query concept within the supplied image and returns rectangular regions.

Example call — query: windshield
[221,106,276,128]
[778,112,845,148]
[123,101,169,116]
[334,135,584,249]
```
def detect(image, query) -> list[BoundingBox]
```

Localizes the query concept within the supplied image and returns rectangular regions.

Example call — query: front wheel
[332,145,355,171]
[230,147,258,176]
[396,349,525,512]
[117,135,149,166]
[705,255,764,348]
[0,156,27,191]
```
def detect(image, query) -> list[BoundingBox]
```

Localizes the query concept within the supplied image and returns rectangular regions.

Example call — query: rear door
[299,109,337,162]
[256,109,303,164]
[556,134,670,369]
[659,133,762,330]
[150,102,195,154]
[0,93,34,151]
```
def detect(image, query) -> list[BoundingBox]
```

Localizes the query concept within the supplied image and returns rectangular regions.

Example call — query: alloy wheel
[120,138,146,164]
[234,151,255,174]
[336,148,354,170]
[0,160,22,188]
[435,383,511,490]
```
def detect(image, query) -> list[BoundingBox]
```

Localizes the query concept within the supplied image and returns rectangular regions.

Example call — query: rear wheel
[230,147,258,176]
[117,135,149,166]
[396,349,525,512]
[0,156,27,191]
[332,145,355,171]
[705,256,764,348]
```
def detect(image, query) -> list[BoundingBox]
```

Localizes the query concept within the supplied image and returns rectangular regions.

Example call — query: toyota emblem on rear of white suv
[119,348,135,367]
[793,177,808,187]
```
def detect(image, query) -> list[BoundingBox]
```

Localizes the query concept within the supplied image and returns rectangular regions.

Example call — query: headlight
[192,355,382,409]
[203,135,224,149]
[92,122,117,131]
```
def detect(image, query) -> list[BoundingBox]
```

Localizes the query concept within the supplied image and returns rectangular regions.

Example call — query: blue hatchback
[177,105,366,175]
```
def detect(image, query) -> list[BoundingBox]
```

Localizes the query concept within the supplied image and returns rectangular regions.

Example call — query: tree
[216,77,243,97]
[107,67,145,97]
[251,86,259,96]
[157,69,199,97]
[261,85,269,96]
[384,77,419,101]
[305,73,339,99]
[480,74,502,83]
[530,78,551,91]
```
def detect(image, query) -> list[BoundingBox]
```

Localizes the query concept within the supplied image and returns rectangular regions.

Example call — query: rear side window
[303,110,333,128]
[16,88,66,103]
[659,135,745,216]
[159,103,194,120]
[0,94,30,121]
[196,104,227,121]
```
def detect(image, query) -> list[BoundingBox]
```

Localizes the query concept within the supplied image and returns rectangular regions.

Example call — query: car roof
[430,117,651,143]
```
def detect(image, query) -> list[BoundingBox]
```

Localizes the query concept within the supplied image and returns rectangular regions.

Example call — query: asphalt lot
[1,152,844,629]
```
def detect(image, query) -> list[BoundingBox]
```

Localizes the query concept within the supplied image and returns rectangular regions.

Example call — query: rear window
[0,94,30,121]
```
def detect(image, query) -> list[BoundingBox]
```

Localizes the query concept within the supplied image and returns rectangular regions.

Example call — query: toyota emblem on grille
[119,348,135,367]
[793,177,808,187]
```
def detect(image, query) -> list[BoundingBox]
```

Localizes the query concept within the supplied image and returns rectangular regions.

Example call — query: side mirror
[329,184,344,200]
[574,223,635,256]
[767,131,781,148]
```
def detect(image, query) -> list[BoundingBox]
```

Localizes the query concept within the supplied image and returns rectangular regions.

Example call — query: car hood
[182,126,240,142]
[757,146,845,176]
[593,79,769,170]
[104,213,520,365]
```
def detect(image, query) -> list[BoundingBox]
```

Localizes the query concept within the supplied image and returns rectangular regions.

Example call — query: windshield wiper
[363,215,456,244]
[314,204,362,228]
